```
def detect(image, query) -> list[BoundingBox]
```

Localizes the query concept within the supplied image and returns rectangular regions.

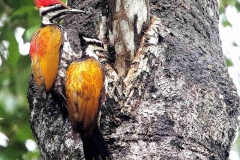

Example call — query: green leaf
[22,25,39,42]
[7,33,20,68]
[226,58,234,67]
[235,2,240,12]
[232,41,238,47]
[221,14,232,27]
[10,6,35,19]
[22,150,40,160]
[224,0,237,6]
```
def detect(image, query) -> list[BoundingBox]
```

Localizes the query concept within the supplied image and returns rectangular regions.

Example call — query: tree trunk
[28,0,240,159]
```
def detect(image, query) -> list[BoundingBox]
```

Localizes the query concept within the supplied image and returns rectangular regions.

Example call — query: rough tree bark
[28,0,240,159]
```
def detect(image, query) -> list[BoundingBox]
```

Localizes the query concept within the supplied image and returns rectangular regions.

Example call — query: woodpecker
[29,0,84,98]
[30,0,110,158]
[65,34,110,160]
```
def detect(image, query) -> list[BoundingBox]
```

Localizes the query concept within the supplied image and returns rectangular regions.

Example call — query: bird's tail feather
[82,126,111,160]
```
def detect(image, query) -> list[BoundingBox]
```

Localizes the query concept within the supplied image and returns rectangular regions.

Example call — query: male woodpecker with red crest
[29,0,84,98]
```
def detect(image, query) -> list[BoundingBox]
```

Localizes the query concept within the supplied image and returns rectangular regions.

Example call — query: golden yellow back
[30,25,62,94]
[65,58,104,135]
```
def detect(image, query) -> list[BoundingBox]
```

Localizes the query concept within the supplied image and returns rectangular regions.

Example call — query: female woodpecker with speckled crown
[29,0,84,98]
[65,34,111,160]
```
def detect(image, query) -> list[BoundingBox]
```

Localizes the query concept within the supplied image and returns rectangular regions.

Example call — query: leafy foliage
[219,0,240,14]
[219,0,240,27]
[0,0,40,159]
[0,0,66,159]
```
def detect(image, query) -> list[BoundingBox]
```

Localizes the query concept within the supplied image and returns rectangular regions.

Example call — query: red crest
[34,0,65,8]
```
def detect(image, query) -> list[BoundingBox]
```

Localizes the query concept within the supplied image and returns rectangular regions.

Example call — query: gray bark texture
[28,0,240,159]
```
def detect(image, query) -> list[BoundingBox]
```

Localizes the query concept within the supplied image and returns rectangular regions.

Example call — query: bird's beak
[64,8,85,14]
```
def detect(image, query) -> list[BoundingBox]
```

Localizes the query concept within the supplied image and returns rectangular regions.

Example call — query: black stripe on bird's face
[78,34,109,60]
[49,12,69,23]
[79,34,104,50]
[40,4,66,17]
[40,4,70,25]
[84,41,104,49]
[40,4,84,25]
